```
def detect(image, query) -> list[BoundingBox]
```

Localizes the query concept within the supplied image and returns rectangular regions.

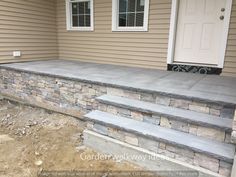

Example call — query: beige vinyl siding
[0,0,235,76]
[57,0,171,70]
[0,0,57,63]
[223,0,236,77]
[57,0,236,76]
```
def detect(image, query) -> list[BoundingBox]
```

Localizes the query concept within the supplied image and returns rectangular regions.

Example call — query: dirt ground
[0,99,141,177]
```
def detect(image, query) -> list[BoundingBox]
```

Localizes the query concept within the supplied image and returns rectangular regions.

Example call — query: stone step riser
[98,103,232,144]
[106,88,235,119]
[86,122,232,177]
[84,130,227,177]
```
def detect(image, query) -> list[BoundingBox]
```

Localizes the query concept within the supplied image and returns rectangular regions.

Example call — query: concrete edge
[83,130,224,177]
[231,155,236,177]
[0,65,235,106]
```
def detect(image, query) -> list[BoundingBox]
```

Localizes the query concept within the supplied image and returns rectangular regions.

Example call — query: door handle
[220,15,224,20]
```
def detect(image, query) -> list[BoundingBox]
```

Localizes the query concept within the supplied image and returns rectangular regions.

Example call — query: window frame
[66,0,94,31]
[112,0,150,32]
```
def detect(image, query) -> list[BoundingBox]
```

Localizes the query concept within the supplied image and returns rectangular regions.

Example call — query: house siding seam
[0,0,58,63]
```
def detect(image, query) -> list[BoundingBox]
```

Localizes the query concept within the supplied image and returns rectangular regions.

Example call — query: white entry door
[174,0,227,65]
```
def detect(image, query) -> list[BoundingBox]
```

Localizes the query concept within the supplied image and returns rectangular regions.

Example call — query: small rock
[75,145,86,152]
[35,151,40,156]
[115,159,122,163]
[34,160,43,166]
[102,173,109,177]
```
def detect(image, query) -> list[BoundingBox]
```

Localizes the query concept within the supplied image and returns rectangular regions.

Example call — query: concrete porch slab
[1,59,236,105]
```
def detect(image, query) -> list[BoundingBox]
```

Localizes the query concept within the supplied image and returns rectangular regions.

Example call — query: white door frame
[167,0,233,68]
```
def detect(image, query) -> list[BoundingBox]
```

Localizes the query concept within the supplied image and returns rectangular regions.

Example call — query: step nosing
[97,95,233,130]
[84,110,235,162]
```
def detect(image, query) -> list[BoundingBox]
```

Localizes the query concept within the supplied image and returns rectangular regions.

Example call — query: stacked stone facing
[0,68,234,119]
[232,110,236,144]
[88,122,233,175]
[0,68,235,177]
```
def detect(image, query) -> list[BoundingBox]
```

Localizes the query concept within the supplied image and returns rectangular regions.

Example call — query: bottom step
[84,111,235,163]
[83,130,224,177]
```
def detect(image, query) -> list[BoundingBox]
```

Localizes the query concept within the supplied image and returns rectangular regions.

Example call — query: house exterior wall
[57,0,236,77]
[56,0,171,70]
[0,0,235,76]
[224,1,236,77]
[0,0,58,63]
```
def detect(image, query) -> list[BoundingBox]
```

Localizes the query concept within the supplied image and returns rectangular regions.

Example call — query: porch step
[96,95,233,132]
[83,130,225,177]
[84,110,235,163]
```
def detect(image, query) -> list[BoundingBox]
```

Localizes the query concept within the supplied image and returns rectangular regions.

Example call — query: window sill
[67,27,94,32]
[112,27,148,32]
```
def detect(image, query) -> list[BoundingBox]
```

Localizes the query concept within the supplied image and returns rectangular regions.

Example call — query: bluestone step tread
[84,110,235,163]
[97,95,233,131]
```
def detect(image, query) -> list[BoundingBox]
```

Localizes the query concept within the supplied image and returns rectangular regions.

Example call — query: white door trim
[167,0,233,68]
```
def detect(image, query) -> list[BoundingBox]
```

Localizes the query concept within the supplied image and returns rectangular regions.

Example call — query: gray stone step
[96,95,233,132]
[84,130,224,177]
[84,110,235,163]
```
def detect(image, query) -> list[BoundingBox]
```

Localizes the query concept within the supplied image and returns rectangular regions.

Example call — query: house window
[66,0,94,31]
[112,0,149,31]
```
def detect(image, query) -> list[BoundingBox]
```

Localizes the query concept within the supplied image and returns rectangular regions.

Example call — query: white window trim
[112,0,150,32]
[66,0,94,31]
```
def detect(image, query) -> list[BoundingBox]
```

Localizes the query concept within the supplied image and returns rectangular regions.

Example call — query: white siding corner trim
[167,0,233,68]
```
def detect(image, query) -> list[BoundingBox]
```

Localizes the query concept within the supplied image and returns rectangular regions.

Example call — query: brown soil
[0,100,141,177]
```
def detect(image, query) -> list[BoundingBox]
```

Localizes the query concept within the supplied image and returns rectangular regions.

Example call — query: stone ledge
[84,110,235,163]
[1,65,236,106]
[83,130,225,177]
[97,95,233,131]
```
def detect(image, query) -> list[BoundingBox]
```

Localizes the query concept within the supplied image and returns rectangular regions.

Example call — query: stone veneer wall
[232,112,236,177]
[232,111,236,143]
[0,68,234,119]
[0,68,235,176]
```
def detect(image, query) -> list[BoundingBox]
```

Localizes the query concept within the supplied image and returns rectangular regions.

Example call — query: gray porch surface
[1,59,236,105]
